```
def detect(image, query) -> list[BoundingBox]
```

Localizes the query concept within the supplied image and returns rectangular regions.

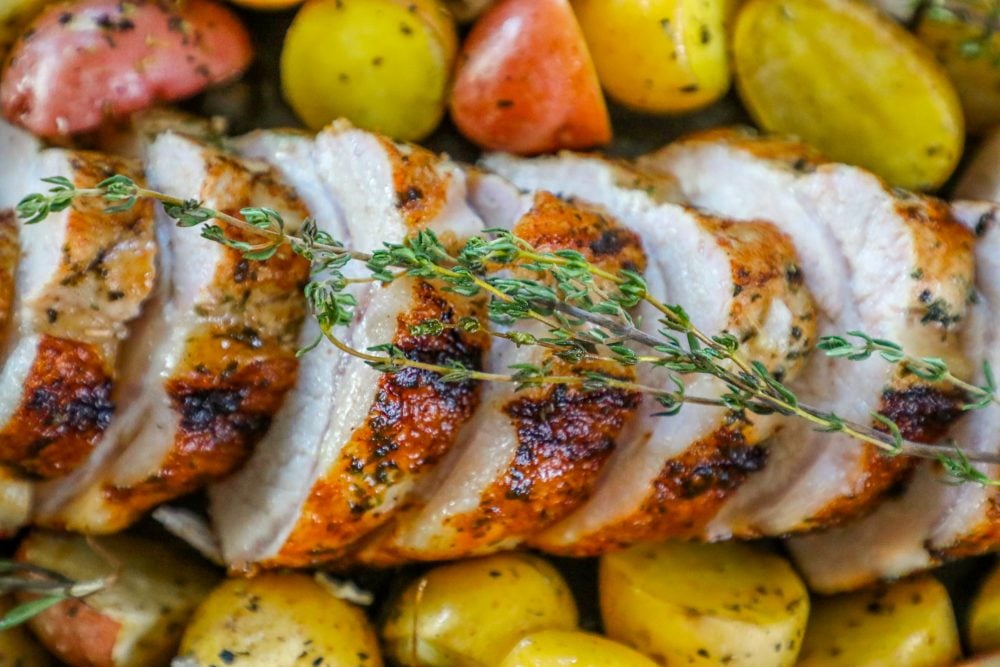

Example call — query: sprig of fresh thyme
[15,175,1000,483]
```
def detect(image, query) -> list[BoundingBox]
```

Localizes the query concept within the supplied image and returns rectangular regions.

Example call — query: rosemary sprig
[15,176,1000,477]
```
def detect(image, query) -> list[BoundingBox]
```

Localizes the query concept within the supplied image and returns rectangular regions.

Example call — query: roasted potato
[970,560,1000,653]
[733,0,964,190]
[0,0,252,138]
[498,630,659,667]
[442,0,493,21]
[797,576,960,667]
[281,0,457,140]
[0,596,55,666]
[956,126,1000,201]
[449,0,611,154]
[381,552,578,666]
[573,0,731,114]
[177,573,382,667]
[915,1,1000,134]
[600,541,809,667]
[17,530,219,667]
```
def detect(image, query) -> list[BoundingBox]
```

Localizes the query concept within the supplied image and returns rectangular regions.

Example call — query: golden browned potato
[17,531,220,667]
[733,0,964,190]
[0,596,54,666]
[970,560,1000,654]
[573,0,732,114]
[797,576,960,667]
[177,573,382,666]
[600,541,809,667]
[281,0,457,141]
[498,630,659,667]
[381,553,578,667]
[915,1,1000,134]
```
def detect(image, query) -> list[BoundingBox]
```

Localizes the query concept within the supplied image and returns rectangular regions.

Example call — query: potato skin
[1,0,252,137]
[498,630,659,667]
[600,541,809,667]
[381,553,578,667]
[732,0,964,190]
[449,0,611,154]
[970,561,1000,654]
[17,531,220,667]
[797,576,960,667]
[0,596,55,666]
[177,573,383,667]
[573,0,731,114]
[281,0,457,140]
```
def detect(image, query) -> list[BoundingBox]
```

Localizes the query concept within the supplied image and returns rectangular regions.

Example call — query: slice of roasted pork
[354,183,646,564]
[0,121,157,480]
[641,128,975,536]
[211,121,489,571]
[34,133,310,532]
[479,152,815,554]
[787,201,1000,592]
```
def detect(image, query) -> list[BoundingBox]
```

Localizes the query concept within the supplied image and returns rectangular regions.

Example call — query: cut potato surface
[573,0,731,113]
[797,576,960,667]
[498,630,659,667]
[281,0,456,140]
[178,573,382,667]
[600,541,808,666]
[17,531,219,667]
[381,553,578,667]
[733,0,964,190]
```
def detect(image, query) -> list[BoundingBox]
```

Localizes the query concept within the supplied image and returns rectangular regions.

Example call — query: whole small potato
[797,576,960,667]
[177,573,383,667]
[970,560,1000,654]
[381,552,578,666]
[281,0,457,141]
[17,530,220,667]
[600,541,809,667]
[498,630,658,667]
[573,0,732,114]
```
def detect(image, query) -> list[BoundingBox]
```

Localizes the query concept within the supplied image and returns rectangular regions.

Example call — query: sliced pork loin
[788,201,1000,592]
[0,121,156,480]
[33,133,310,532]
[353,183,646,565]
[478,153,815,554]
[212,121,489,571]
[640,127,975,537]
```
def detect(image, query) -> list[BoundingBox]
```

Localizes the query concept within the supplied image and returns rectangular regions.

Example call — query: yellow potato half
[797,576,960,667]
[600,541,809,666]
[733,0,964,190]
[381,553,578,667]
[498,630,659,667]
[281,0,457,141]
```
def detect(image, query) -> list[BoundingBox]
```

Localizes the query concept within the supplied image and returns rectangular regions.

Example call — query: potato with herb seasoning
[0,596,55,666]
[16,531,219,667]
[797,576,960,667]
[281,0,456,141]
[915,1,1000,134]
[498,630,659,667]
[381,553,578,666]
[733,0,964,190]
[600,541,808,667]
[572,0,731,114]
[177,573,382,667]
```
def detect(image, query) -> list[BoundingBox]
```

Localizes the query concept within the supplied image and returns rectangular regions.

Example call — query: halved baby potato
[498,630,659,667]
[600,541,809,667]
[733,0,964,190]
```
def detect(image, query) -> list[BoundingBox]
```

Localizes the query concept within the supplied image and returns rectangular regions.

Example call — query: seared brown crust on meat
[0,152,154,478]
[531,213,815,554]
[74,151,310,531]
[0,336,111,478]
[378,136,451,231]
[266,281,488,568]
[0,211,17,339]
[671,126,827,173]
[930,496,1000,561]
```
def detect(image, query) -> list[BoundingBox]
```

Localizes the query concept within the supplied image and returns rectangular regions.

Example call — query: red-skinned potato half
[449,0,611,154]
[1,0,252,137]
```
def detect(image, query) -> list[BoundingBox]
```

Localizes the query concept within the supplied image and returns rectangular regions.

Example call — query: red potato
[1,0,252,137]
[449,0,611,154]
